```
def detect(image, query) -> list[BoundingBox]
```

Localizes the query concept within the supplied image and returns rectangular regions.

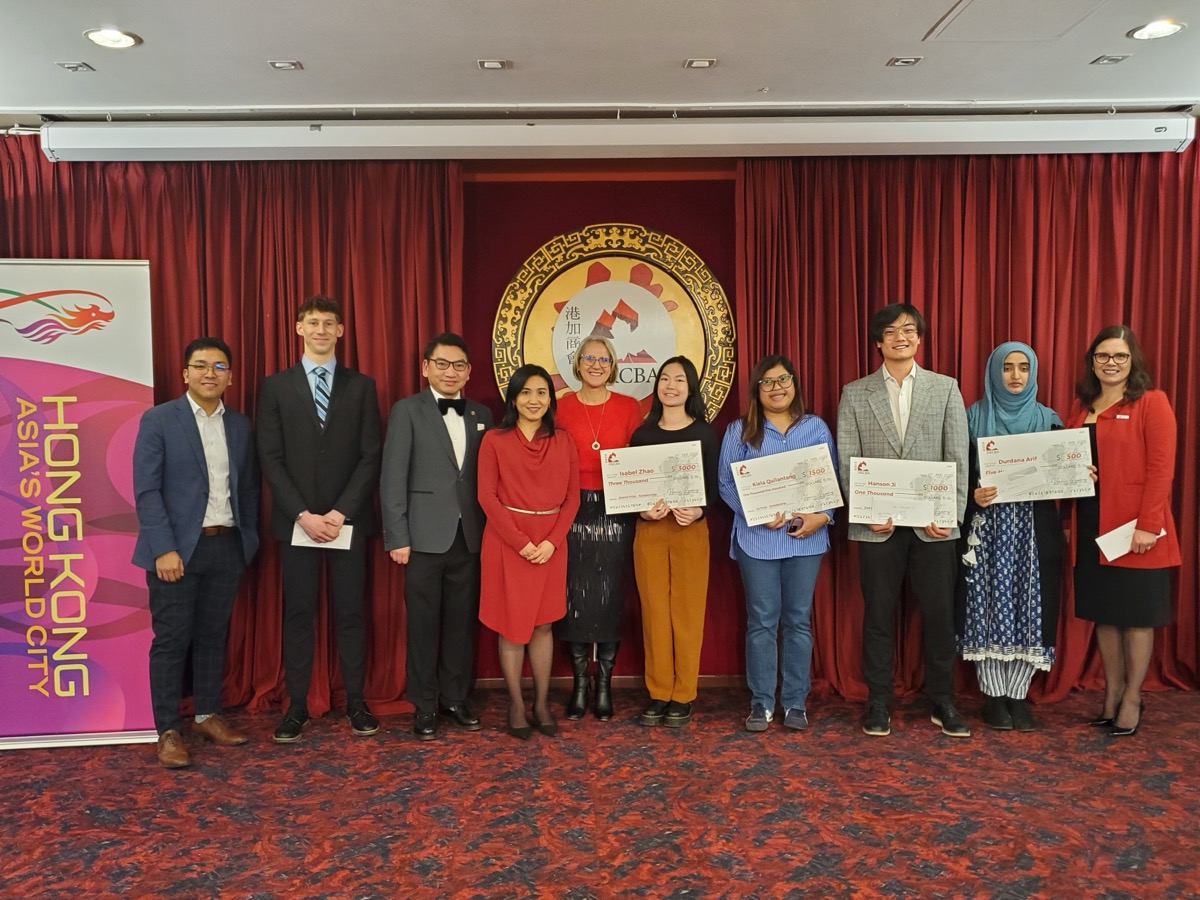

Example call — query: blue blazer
[131,395,260,570]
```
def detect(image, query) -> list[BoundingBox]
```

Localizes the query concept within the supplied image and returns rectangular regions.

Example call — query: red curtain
[0,136,455,715]
[737,150,1199,699]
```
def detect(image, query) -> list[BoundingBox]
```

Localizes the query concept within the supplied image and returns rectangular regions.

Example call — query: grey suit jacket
[836,365,969,543]
[379,390,492,554]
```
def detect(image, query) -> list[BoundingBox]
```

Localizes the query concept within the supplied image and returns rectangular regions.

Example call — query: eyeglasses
[427,358,469,372]
[881,325,919,340]
[758,374,794,388]
[187,362,230,373]
[579,354,613,366]
[1092,352,1131,365]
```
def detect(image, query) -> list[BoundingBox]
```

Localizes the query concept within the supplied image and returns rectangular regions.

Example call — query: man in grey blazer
[257,295,382,743]
[133,336,259,768]
[381,333,492,740]
[837,303,970,738]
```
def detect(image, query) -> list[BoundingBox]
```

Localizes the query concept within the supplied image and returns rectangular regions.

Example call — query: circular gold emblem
[492,223,735,420]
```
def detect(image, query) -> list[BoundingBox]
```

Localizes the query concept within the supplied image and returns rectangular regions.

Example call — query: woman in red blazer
[1068,325,1180,737]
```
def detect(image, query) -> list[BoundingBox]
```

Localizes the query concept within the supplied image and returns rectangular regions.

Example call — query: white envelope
[1095,519,1166,562]
[291,523,354,550]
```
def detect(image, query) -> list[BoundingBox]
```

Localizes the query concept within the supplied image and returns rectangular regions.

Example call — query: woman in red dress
[478,365,581,739]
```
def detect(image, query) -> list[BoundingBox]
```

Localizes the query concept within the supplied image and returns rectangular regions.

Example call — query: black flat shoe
[531,712,559,737]
[1087,715,1115,727]
[1109,722,1139,737]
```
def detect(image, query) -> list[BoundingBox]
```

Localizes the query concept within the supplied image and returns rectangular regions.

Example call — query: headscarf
[966,341,1062,440]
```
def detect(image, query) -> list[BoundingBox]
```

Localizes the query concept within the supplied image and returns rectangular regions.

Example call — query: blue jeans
[735,543,824,713]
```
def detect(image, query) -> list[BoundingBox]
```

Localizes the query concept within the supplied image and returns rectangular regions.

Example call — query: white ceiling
[2,0,1199,130]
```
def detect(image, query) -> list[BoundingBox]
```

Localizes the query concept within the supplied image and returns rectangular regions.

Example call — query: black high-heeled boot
[565,643,591,720]
[593,642,618,721]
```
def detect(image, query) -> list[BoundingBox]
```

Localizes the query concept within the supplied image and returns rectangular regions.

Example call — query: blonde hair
[571,334,619,385]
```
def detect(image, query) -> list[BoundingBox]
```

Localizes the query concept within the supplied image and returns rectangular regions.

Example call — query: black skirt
[554,490,634,643]
[1074,493,1171,628]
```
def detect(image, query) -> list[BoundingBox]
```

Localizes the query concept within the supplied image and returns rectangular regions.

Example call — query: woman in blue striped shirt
[718,355,836,732]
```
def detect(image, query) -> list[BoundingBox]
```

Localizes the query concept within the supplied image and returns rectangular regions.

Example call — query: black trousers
[147,530,245,734]
[404,524,480,714]
[280,535,368,706]
[858,529,958,706]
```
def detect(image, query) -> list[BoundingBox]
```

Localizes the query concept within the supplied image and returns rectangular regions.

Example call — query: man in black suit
[257,295,382,742]
[381,333,492,739]
[132,337,259,768]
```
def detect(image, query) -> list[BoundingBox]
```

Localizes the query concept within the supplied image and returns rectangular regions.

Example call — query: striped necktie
[314,367,330,427]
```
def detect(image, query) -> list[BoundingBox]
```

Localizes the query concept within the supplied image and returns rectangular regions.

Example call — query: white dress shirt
[432,387,466,469]
[185,393,235,527]
[882,362,918,445]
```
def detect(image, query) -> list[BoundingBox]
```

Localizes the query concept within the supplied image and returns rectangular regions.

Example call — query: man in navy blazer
[381,332,492,740]
[257,295,382,743]
[132,337,259,769]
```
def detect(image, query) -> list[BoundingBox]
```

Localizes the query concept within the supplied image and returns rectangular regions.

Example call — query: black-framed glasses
[187,362,230,373]
[1092,352,1131,365]
[579,354,613,366]
[758,374,794,388]
[427,357,469,372]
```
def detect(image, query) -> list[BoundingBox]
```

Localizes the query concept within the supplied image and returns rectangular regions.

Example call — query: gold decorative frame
[492,223,736,420]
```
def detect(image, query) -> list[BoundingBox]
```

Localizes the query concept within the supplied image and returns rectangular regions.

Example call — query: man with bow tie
[381,333,493,739]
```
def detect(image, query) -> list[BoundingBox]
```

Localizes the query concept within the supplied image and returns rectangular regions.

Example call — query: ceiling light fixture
[684,58,717,69]
[56,61,95,73]
[268,60,304,71]
[477,60,512,70]
[887,57,923,67]
[84,28,142,49]
[1091,54,1131,65]
[1127,20,1186,40]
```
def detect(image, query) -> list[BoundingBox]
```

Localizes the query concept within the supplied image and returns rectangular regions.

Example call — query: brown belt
[200,525,234,536]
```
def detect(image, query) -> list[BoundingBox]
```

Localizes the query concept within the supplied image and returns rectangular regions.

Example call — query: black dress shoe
[272,706,309,744]
[438,705,482,731]
[347,700,379,736]
[413,712,437,741]
[1109,721,1139,737]
[1087,714,1115,727]
[932,702,972,738]
[531,711,559,737]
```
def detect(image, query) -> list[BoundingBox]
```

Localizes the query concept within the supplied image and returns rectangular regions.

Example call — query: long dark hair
[499,364,557,435]
[1075,324,1152,408]
[646,356,707,424]
[741,354,806,448]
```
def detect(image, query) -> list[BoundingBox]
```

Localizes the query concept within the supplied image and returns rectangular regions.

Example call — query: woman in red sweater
[1068,325,1180,737]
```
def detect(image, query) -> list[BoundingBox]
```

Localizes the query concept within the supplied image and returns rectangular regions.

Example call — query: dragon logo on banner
[493,223,735,420]
[0,289,116,344]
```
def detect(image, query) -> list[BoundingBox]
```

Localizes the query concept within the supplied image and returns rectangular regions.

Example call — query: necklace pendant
[591,440,601,451]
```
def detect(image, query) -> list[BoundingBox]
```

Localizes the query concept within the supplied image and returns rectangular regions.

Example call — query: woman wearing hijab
[960,341,1063,731]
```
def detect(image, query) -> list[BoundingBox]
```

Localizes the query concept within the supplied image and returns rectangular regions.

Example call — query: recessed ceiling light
[684,58,717,69]
[887,56,923,67]
[1091,54,1131,65]
[56,61,96,73]
[84,28,141,49]
[268,60,304,71]
[477,59,512,70]
[1127,20,1186,40]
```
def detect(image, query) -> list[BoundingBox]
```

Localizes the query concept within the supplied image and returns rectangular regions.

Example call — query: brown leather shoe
[192,713,249,746]
[156,729,191,768]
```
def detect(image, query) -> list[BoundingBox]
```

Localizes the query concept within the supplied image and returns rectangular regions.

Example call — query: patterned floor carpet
[4,688,1198,898]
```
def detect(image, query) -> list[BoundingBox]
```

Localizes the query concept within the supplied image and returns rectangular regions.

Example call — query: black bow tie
[437,397,466,416]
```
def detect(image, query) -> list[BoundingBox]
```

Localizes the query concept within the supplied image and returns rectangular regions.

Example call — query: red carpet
[4,688,1198,897]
